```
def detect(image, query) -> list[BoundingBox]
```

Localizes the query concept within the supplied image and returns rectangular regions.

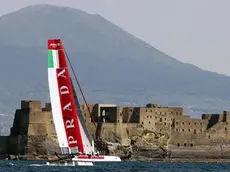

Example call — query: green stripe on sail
[48,50,54,68]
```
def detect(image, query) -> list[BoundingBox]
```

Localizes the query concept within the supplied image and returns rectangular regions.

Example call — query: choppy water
[0,161,230,172]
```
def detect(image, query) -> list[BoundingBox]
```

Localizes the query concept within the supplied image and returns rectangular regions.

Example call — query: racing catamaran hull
[72,155,121,162]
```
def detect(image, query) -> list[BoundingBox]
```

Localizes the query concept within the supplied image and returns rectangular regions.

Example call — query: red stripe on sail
[48,39,64,50]
[56,68,84,153]
[58,47,68,68]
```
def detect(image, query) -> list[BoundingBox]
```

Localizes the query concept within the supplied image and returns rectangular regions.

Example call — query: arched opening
[177,143,180,147]
[194,129,196,134]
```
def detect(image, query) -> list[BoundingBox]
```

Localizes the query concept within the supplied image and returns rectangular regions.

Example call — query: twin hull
[72,155,121,162]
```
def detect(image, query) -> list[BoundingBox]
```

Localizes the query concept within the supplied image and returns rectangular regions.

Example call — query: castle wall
[10,109,30,136]
[80,104,94,127]
[4,100,230,160]
[27,111,54,136]
[88,123,143,143]
[122,107,140,123]
[0,136,8,154]
[169,144,230,159]
[21,101,41,112]
[102,107,117,123]
[7,136,28,155]
[173,118,208,136]
[202,113,224,129]
[137,106,183,134]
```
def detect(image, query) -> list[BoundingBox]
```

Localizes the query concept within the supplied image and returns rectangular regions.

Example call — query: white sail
[48,47,69,154]
[71,80,94,154]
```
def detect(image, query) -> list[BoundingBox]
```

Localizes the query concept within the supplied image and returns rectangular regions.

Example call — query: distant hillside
[0,4,230,134]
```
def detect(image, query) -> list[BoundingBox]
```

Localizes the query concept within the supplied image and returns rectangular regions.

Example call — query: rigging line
[63,48,101,138]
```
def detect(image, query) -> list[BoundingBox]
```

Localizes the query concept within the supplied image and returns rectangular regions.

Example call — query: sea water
[0,161,230,172]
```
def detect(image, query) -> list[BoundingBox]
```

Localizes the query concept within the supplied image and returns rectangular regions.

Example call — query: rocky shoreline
[5,153,230,163]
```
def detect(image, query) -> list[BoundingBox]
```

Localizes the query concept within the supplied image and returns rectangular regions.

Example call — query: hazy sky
[1,0,230,76]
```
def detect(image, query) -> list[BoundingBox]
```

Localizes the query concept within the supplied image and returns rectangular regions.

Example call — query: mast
[48,39,84,154]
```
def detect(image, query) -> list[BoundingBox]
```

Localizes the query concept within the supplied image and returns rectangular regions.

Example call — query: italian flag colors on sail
[48,39,92,154]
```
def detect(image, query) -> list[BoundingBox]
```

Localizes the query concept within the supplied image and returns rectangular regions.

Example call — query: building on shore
[1,100,230,160]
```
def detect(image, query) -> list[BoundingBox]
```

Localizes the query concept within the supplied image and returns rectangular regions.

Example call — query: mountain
[0,4,230,134]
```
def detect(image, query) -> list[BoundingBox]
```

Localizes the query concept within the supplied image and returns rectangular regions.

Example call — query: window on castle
[182,122,184,125]
[188,122,190,125]
[147,116,149,118]
[194,122,196,125]
[149,121,151,124]
[176,122,178,125]
[160,118,162,122]
[200,123,202,125]
[177,143,180,147]
[225,127,227,131]
[184,143,187,147]
[146,109,148,112]
[150,116,152,118]
[155,117,157,119]
[164,122,166,125]
[142,122,144,124]
[182,129,184,132]
[194,129,196,134]
[188,129,191,131]
[150,110,152,112]
[130,109,133,112]
[190,143,194,147]
[165,112,166,115]
[164,118,166,120]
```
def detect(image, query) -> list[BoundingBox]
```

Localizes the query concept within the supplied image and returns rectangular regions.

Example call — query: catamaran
[47,39,121,166]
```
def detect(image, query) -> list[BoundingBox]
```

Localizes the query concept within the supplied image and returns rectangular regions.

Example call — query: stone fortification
[1,101,230,160]
[0,101,59,159]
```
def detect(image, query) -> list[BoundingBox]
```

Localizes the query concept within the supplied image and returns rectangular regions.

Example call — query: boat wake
[30,164,47,167]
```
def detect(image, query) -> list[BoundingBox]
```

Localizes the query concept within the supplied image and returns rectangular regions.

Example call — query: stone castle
[1,100,230,160]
